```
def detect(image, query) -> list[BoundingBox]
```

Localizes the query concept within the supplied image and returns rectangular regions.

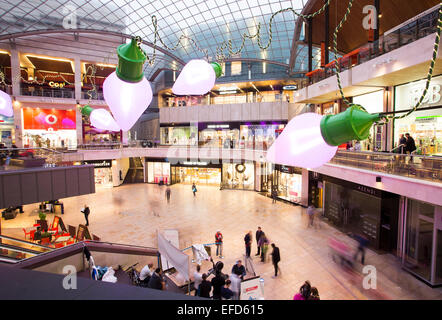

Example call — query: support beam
[374,0,380,41]
[308,17,313,73]
[324,0,330,66]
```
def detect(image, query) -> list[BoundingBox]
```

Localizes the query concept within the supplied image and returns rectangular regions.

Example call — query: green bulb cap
[211,62,222,78]
[320,105,381,146]
[80,105,93,116]
[116,38,146,83]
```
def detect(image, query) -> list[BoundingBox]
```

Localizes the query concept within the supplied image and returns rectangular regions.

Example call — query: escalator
[123,157,144,184]
[0,235,53,264]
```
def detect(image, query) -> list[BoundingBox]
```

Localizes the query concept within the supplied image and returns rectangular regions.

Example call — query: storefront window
[222,162,255,190]
[199,128,240,148]
[147,162,170,184]
[94,168,113,187]
[394,76,442,155]
[160,126,198,146]
[275,169,302,203]
[323,181,381,248]
[404,199,435,281]
[171,166,221,186]
[239,124,284,150]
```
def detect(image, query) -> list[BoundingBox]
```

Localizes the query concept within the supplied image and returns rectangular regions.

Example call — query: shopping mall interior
[0,0,441,302]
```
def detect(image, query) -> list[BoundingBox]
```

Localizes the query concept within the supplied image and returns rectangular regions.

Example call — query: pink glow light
[0,90,13,117]
[103,71,152,131]
[172,59,216,96]
[266,112,338,169]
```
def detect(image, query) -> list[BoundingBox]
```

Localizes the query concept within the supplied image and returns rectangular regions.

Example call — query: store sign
[240,277,264,300]
[415,115,441,122]
[183,161,208,166]
[48,81,66,88]
[283,85,298,91]
[410,84,441,107]
[279,165,293,174]
[207,124,229,129]
[23,108,76,131]
[83,160,112,168]
[356,185,380,197]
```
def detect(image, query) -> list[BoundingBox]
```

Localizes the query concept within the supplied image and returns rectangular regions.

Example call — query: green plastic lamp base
[320,106,381,146]
[80,105,93,116]
[211,62,222,78]
[116,38,146,83]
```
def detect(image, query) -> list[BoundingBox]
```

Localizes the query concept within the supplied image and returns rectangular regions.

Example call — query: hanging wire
[332,0,442,125]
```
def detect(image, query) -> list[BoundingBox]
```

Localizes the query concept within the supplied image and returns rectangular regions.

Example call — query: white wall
[112,158,130,187]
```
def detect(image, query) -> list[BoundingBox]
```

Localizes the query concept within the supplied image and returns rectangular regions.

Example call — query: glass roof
[0,0,320,80]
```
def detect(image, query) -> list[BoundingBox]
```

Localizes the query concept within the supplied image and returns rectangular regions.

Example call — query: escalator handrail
[0,243,42,255]
[0,235,54,251]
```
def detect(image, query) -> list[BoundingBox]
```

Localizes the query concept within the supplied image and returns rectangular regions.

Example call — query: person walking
[198,273,212,298]
[271,243,281,278]
[353,233,369,265]
[81,204,90,226]
[192,183,197,197]
[215,230,223,258]
[307,204,316,228]
[244,231,252,258]
[271,187,277,204]
[165,186,171,203]
[229,273,241,300]
[258,233,269,262]
[255,227,263,256]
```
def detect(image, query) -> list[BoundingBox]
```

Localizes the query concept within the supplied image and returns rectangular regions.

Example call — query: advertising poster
[22,108,76,131]
[240,276,264,300]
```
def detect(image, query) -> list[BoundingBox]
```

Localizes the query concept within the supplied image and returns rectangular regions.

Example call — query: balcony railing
[81,90,104,100]
[303,7,439,87]
[20,87,74,99]
[330,150,441,183]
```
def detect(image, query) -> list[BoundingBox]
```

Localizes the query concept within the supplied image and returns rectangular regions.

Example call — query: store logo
[362,5,377,30]
[62,265,77,290]
[357,185,376,196]
[410,84,441,107]
[45,114,58,125]
[49,81,66,88]
[362,265,377,290]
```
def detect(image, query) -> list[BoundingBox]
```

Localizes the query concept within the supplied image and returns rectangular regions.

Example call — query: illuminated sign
[48,81,66,88]
[283,85,298,91]
[207,124,229,129]
[23,108,76,131]
[183,161,208,166]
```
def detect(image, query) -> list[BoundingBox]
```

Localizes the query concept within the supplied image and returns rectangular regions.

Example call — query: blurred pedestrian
[229,273,241,300]
[258,233,269,262]
[271,187,277,204]
[255,227,263,256]
[307,204,316,228]
[353,233,369,265]
[244,231,252,257]
[81,204,90,226]
[405,133,417,161]
[192,182,197,197]
[271,243,281,278]
[165,186,171,203]
[193,265,203,296]
[198,273,212,298]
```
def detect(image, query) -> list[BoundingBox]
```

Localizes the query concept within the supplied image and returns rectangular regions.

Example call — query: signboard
[240,276,264,300]
[23,108,76,131]
[76,224,92,242]
[83,160,112,168]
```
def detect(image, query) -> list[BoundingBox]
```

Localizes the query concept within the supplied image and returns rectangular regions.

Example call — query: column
[308,17,313,73]
[10,49,20,97]
[324,0,330,66]
[374,0,380,41]
[74,56,81,101]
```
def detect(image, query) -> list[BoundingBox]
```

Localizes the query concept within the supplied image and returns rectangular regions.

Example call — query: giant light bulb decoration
[267,106,380,169]
[172,59,222,96]
[81,105,120,132]
[103,38,152,131]
[0,90,13,117]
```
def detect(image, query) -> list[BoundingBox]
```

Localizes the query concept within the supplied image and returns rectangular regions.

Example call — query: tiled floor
[3,183,442,300]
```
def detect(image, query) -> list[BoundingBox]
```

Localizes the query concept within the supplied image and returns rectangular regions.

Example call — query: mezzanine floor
[2,183,442,300]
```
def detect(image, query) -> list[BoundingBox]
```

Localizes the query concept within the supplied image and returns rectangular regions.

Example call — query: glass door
[434,206,442,285]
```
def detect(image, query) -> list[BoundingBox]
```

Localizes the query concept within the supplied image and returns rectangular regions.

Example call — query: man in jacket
[198,273,212,298]
[271,243,281,278]
[211,271,226,300]
[244,231,252,257]
[405,133,417,161]
[255,227,263,256]
[147,268,164,290]
[231,260,246,280]
[81,204,90,226]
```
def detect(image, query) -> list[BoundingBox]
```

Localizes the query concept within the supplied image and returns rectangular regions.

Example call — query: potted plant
[38,211,46,221]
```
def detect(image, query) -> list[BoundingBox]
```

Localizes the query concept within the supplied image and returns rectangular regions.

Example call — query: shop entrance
[171,166,221,186]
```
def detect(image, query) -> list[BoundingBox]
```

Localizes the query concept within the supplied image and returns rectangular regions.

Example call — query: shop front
[81,159,113,188]
[170,161,222,186]
[198,123,240,148]
[82,114,121,144]
[0,114,15,146]
[401,198,442,286]
[394,75,442,155]
[146,160,171,184]
[322,176,400,252]
[160,125,198,146]
[273,165,303,204]
[221,161,255,190]
[21,106,77,149]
